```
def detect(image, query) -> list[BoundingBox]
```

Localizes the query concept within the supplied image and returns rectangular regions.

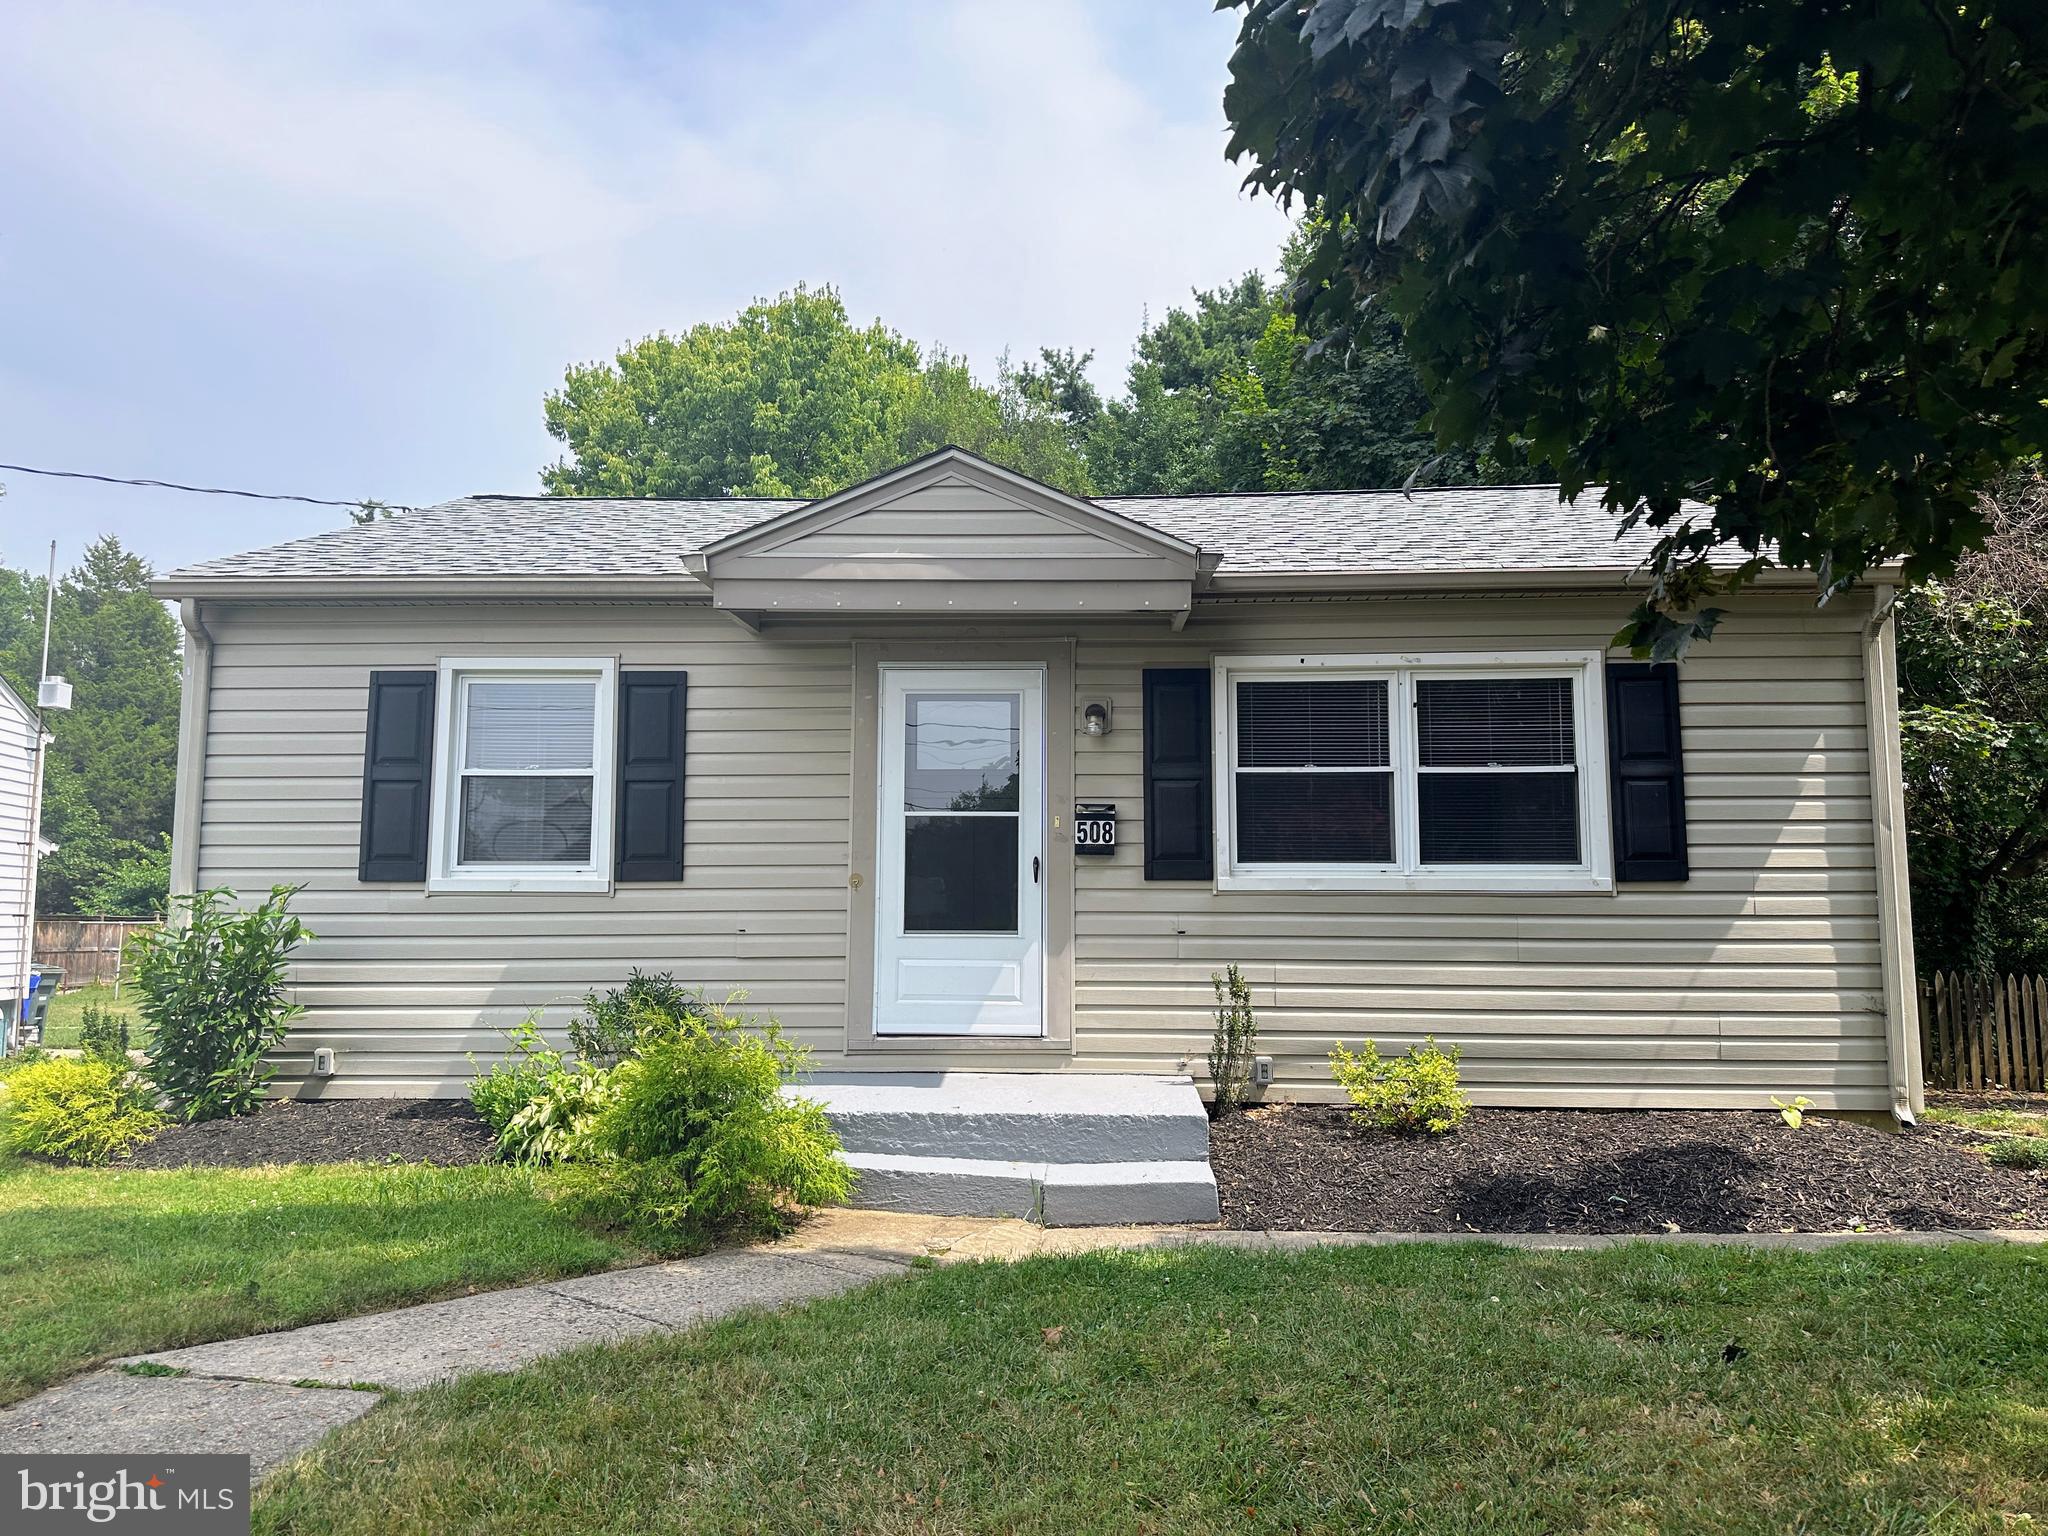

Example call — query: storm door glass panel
[902,692,1022,932]
[457,678,598,865]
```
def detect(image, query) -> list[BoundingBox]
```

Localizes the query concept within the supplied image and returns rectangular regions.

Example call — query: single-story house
[155,447,1924,1131]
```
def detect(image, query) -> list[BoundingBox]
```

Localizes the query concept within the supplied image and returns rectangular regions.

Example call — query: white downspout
[1861,585,1923,1124]
[170,599,214,903]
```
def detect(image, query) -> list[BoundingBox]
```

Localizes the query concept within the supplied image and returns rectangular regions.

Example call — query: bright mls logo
[2,1455,249,1535]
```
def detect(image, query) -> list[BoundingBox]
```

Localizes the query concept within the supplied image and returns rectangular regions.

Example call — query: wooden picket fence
[1919,972,2048,1092]
[30,916,159,989]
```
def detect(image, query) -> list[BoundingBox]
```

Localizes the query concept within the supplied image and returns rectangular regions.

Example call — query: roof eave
[1200,564,1863,596]
[151,574,711,603]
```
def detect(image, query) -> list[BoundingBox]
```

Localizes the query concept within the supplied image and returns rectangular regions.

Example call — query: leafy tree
[1080,273,1287,494]
[1899,468,2048,974]
[1056,250,1477,497]
[1222,0,2048,654]
[865,349,1093,494]
[0,536,181,914]
[543,286,1088,498]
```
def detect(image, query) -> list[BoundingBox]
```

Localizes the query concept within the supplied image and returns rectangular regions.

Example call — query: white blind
[463,679,597,771]
[1415,678,1573,768]
[1237,679,1390,768]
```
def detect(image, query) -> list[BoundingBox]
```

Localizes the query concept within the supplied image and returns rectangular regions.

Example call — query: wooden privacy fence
[31,916,159,988]
[1919,972,2048,1092]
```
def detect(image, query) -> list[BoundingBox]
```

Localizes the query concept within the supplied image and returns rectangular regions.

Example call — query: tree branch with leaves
[1222,0,2048,655]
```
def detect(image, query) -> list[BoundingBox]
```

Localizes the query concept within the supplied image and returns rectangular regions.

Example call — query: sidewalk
[3,1212,2040,1475]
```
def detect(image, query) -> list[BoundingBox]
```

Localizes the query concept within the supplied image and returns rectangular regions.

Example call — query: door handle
[1032,855,1041,884]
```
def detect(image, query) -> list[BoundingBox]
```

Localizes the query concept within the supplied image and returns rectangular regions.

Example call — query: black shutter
[1606,661,1689,882]
[1143,668,1214,881]
[616,670,686,882]
[358,670,436,882]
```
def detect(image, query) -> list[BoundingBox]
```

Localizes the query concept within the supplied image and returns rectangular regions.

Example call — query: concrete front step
[843,1152,1221,1227]
[792,1071,1212,1164]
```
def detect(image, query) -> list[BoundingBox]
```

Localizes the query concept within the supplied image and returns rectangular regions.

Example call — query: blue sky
[0,2,1291,576]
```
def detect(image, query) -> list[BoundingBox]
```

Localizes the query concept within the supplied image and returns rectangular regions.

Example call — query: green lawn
[254,1242,2048,1535]
[1927,1105,2048,1138]
[35,983,147,1051]
[0,1155,642,1405]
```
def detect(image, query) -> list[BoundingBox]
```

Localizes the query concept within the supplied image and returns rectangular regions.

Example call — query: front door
[874,667,1045,1035]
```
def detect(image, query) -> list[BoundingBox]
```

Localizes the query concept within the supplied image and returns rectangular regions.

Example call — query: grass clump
[1927,1105,2048,1138]
[1986,1136,2048,1170]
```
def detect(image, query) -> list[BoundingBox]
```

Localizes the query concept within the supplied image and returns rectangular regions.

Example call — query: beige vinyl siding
[196,604,854,1093]
[1070,593,1889,1109]
[189,587,1895,1109]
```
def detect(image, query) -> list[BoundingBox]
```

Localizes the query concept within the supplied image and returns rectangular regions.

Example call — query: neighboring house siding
[191,588,1890,1109]
[0,690,40,1003]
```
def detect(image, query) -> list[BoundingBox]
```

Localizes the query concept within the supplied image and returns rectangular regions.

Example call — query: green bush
[1329,1036,1470,1135]
[500,1065,615,1165]
[130,886,311,1123]
[563,1000,852,1251]
[467,1017,566,1135]
[1986,1136,2048,1170]
[569,971,712,1066]
[0,1056,163,1164]
[78,1002,132,1066]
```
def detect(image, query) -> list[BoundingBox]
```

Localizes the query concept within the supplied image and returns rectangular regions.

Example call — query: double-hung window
[1214,652,1611,892]
[428,657,617,893]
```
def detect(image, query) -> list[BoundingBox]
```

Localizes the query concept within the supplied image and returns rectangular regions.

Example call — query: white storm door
[874,667,1045,1036]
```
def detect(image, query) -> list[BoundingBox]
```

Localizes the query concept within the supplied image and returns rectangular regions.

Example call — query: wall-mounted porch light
[1082,701,1113,737]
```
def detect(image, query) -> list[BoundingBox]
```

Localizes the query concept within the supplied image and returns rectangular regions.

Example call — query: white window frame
[426,656,618,895]
[1212,650,1613,894]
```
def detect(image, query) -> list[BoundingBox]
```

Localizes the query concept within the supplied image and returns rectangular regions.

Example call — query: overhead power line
[0,462,415,513]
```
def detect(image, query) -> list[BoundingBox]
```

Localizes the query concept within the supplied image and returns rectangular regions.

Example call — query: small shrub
[78,1003,132,1066]
[1329,1036,1469,1135]
[1771,1094,1815,1129]
[467,1017,566,1135]
[1206,964,1258,1118]
[570,971,712,1066]
[563,1000,851,1250]
[0,1057,163,1164]
[131,885,311,1122]
[1987,1137,2048,1171]
[499,1065,615,1165]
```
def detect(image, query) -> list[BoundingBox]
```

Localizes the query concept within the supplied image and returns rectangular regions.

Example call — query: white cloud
[0,0,1290,570]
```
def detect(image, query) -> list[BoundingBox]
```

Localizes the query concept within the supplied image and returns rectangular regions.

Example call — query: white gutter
[169,599,214,903]
[1861,585,1924,1124]
[150,574,713,603]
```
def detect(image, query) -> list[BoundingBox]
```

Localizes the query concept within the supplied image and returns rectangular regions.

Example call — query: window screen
[1234,678,1393,864]
[1415,677,1579,865]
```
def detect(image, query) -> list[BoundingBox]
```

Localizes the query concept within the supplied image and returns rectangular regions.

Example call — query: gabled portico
[684,446,1215,628]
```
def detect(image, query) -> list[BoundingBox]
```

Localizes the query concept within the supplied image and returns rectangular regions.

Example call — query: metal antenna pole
[39,540,56,682]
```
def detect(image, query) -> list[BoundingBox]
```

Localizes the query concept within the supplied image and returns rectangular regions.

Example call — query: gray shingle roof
[1106,485,1660,575]
[164,484,1665,585]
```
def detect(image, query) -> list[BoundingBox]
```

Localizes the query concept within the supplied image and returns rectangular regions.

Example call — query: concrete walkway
[3,1211,2041,1476]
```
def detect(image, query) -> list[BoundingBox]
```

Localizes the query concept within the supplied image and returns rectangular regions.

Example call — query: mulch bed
[1209,1105,2048,1234]
[123,1099,497,1170]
